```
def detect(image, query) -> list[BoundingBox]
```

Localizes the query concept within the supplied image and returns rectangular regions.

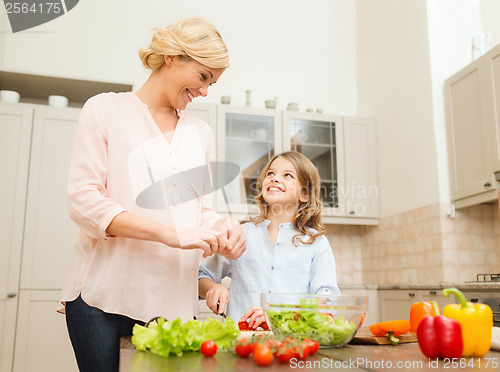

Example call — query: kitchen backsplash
[326,202,500,285]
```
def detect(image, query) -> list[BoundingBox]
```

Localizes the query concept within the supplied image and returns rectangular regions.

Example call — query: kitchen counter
[120,337,500,371]
[342,283,500,290]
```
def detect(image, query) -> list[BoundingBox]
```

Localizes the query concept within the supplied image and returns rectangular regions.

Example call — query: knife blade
[216,301,227,318]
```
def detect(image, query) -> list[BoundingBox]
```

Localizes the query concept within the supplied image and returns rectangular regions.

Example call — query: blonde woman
[199,151,340,328]
[60,18,245,372]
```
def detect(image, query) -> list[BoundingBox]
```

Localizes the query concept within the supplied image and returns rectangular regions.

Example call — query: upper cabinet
[444,43,500,208]
[213,105,378,224]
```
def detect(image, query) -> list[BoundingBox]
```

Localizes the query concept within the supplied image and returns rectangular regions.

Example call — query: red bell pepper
[416,301,463,359]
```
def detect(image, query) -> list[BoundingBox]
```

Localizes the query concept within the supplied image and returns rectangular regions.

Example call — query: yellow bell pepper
[443,288,493,357]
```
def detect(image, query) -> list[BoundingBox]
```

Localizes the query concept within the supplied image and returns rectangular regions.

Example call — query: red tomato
[292,343,309,359]
[238,321,250,331]
[304,338,319,355]
[275,345,294,363]
[253,345,273,366]
[234,342,253,358]
[200,340,217,357]
[259,321,270,331]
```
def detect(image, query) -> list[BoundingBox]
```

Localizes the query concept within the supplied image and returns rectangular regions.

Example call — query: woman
[60,17,245,372]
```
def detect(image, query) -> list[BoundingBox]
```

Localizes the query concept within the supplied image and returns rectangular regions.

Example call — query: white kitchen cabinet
[216,105,283,216]
[282,111,346,218]
[214,106,379,224]
[486,46,500,172]
[378,289,457,322]
[342,116,378,219]
[20,108,79,289]
[444,43,500,208]
[186,101,217,134]
[12,290,77,372]
[0,104,32,372]
[0,103,78,372]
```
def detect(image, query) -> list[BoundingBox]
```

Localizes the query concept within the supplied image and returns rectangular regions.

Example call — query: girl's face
[162,56,224,110]
[261,157,309,211]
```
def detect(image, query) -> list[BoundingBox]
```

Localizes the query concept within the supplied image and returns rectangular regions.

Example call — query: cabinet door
[216,106,282,215]
[282,111,346,217]
[343,117,379,218]
[486,45,500,172]
[418,289,456,310]
[186,102,217,134]
[445,59,496,200]
[20,108,80,290]
[378,290,417,321]
[0,104,33,372]
[12,290,78,372]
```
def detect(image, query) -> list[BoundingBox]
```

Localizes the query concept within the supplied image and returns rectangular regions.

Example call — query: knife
[216,301,227,319]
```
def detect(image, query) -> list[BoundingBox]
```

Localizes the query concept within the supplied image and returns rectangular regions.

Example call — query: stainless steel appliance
[468,273,500,327]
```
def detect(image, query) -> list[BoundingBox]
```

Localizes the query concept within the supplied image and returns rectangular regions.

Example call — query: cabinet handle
[429,290,437,295]
[484,182,491,187]
[349,211,355,215]
[408,292,415,297]
[7,292,17,298]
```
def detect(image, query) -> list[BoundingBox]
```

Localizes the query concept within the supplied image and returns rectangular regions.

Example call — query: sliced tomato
[238,321,250,331]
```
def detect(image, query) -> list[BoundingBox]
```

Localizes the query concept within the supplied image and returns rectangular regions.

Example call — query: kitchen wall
[328,201,500,286]
[2,1,500,285]
[0,0,357,115]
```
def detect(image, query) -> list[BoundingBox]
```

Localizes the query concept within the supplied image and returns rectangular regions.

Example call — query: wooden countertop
[120,337,500,371]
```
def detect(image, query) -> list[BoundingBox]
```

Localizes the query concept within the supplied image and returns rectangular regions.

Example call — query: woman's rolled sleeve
[67,97,126,240]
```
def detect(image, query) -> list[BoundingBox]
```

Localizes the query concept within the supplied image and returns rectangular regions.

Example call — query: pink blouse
[59,92,220,322]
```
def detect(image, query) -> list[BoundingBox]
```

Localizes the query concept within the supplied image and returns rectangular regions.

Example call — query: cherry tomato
[238,321,250,331]
[275,345,294,363]
[200,340,217,357]
[304,338,319,355]
[234,341,253,358]
[253,344,273,366]
[292,343,309,359]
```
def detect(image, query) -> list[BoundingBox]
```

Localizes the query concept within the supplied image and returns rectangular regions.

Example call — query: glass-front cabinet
[213,105,378,224]
[282,111,345,217]
[216,105,282,215]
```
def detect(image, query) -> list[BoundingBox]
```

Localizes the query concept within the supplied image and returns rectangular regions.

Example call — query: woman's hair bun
[138,17,229,70]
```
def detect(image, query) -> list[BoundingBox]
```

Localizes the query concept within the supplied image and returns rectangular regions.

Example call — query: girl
[198,151,340,328]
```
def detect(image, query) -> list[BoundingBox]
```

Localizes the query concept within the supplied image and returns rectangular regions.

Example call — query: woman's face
[163,56,224,110]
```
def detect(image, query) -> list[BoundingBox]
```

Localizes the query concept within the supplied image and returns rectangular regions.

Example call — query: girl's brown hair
[251,151,325,245]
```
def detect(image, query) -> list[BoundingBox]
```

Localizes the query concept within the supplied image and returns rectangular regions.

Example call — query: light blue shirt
[198,220,341,321]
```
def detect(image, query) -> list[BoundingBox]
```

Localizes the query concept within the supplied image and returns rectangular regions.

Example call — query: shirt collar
[257,219,293,229]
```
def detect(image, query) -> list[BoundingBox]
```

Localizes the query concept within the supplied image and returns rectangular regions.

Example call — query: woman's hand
[162,227,228,258]
[205,284,229,316]
[240,306,266,330]
[213,217,246,260]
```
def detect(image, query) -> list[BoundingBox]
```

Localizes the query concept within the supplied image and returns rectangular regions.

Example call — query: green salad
[131,317,239,357]
[265,309,356,347]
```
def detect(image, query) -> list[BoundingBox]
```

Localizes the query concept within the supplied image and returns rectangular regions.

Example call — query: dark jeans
[65,295,144,372]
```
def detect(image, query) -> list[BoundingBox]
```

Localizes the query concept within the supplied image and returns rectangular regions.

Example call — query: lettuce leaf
[131,317,239,357]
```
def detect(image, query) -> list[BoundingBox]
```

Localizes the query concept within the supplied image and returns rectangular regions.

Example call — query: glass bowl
[261,293,368,348]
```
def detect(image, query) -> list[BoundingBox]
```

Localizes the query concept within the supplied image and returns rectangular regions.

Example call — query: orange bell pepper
[369,320,411,345]
[410,301,440,331]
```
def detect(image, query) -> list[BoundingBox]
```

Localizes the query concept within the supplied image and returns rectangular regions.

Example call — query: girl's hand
[205,284,229,315]
[216,218,246,260]
[240,306,266,329]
